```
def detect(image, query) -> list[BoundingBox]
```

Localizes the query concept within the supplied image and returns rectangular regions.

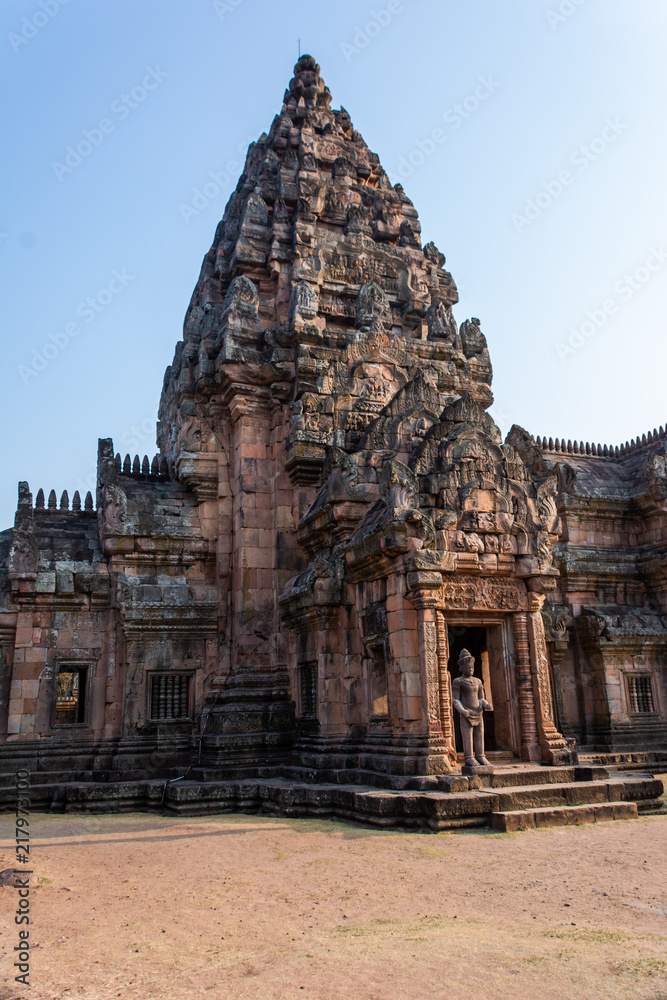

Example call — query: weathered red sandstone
[0,57,664,825]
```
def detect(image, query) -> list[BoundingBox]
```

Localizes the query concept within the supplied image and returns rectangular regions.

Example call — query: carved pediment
[360,371,442,455]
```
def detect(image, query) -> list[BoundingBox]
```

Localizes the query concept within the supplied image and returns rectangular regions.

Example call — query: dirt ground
[1,778,666,1000]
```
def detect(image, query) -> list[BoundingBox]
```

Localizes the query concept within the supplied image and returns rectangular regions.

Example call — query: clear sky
[1,0,666,528]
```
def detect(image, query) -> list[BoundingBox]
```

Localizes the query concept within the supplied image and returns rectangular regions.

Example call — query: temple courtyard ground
[1,779,666,1000]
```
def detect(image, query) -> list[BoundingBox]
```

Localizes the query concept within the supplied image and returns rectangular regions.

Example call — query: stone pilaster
[527,594,570,763]
[512,612,541,761]
[435,610,456,763]
[406,571,454,774]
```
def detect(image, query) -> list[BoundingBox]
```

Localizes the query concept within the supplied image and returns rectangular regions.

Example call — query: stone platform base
[0,766,662,832]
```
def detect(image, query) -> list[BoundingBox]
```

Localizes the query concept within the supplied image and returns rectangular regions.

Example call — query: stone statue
[452,648,494,774]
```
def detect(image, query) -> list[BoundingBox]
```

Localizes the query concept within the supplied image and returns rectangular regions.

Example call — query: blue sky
[1,0,666,527]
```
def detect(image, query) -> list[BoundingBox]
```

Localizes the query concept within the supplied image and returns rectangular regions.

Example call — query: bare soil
[1,778,666,1000]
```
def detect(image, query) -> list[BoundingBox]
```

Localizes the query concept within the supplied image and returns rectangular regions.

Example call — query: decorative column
[435,610,456,763]
[512,612,541,761]
[527,593,570,762]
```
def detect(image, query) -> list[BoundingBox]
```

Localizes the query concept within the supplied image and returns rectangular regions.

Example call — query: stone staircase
[0,764,662,832]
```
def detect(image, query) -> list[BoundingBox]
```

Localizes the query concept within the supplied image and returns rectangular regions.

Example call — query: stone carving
[459,317,489,360]
[423,622,441,728]
[356,282,389,328]
[452,649,493,773]
[8,531,38,579]
[101,484,128,535]
[441,576,525,612]
[426,300,461,348]
[289,280,319,326]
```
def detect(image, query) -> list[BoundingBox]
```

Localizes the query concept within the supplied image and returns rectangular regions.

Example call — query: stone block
[401,696,423,721]
[21,679,40,699]
[389,629,417,659]
[24,647,47,663]
[399,672,421,697]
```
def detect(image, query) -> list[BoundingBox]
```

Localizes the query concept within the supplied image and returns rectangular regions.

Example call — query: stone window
[54,666,88,725]
[300,663,318,717]
[150,674,192,721]
[627,674,656,715]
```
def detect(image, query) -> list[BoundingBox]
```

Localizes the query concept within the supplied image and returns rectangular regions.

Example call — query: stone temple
[1,57,664,827]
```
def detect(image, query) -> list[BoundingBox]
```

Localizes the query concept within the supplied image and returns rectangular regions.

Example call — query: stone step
[476,773,663,813]
[578,750,667,771]
[480,765,609,788]
[491,801,638,832]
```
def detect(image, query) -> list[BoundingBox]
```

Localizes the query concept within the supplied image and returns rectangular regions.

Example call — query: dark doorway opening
[447,626,496,752]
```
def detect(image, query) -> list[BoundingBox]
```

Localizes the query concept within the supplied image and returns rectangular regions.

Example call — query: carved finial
[123,454,131,473]
[72,490,81,511]
[285,54,331,111]
[35,488,45,509]
[159,457,169,478]
[114,453,121,471]
[548,437,554,451]
[132,455,140,474]
[84,491,93,511]
[150,455,159,476]
[59,490,69,510]
[142,455,149,475]
[48,489,57,509]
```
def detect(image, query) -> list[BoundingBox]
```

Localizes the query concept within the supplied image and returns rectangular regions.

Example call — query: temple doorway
[446,620,522,758]
[448,626,496,752]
